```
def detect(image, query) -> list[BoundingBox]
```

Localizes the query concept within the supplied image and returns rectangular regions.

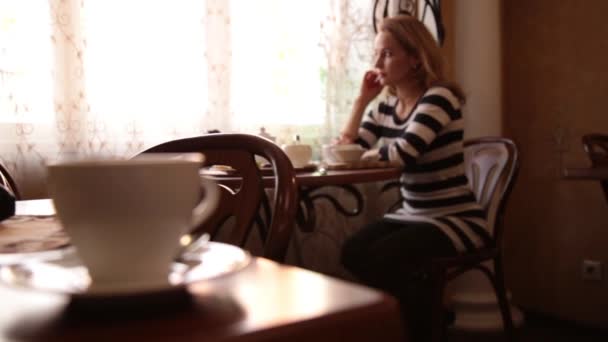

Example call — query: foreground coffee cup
[46,153,219,293]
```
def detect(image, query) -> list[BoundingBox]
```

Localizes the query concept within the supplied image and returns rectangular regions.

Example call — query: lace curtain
[0,0,374,197]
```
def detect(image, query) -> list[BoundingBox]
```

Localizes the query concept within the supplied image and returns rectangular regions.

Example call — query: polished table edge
[296,167,402,187]
[562,167,608,180]
[206,167,402,188]
[0,257,405,342]
[187,257,405,341]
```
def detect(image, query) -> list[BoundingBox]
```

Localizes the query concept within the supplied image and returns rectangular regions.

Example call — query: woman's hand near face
[358,70,383,105]
[339,70,383,146]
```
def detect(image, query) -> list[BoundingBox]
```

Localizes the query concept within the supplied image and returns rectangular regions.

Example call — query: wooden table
[294,167,402,187]
[209,166,402,188]
[0,259,404,341]
[208,166,402,232]
[295,167,401,231]
[0,201,405,341]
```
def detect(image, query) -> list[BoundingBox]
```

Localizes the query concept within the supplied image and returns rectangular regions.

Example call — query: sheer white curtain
[0,0,374,197]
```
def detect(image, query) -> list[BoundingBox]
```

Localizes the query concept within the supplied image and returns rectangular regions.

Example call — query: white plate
[0,242,251,297]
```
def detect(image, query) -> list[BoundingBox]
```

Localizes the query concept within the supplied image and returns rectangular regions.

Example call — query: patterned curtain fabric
[0,0,374,197]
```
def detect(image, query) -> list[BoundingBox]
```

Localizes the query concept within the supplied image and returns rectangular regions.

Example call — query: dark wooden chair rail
[582,133,608,202]
[0,162,20,200]
[138,133,298,263]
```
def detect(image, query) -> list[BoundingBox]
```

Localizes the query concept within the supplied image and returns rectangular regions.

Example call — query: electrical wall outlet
[582,260,603,281]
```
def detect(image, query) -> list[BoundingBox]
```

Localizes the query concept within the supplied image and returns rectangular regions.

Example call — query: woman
[339,15,488,341]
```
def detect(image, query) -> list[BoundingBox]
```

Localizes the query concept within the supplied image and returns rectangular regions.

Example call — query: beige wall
[503,0,608,327]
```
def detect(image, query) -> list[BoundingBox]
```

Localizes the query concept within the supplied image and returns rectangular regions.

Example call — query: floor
[448,311,608,342]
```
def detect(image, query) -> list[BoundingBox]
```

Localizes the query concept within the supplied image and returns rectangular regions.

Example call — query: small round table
[208,166,402,231]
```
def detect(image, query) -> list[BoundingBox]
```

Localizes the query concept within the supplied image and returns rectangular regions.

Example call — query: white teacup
[46,153,219,293]
[322,144,365,164]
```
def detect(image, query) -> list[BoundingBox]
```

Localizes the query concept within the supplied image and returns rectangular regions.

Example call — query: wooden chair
[0,161,20,200]
[582,133,608,202]
[429,137,519,342]
[138,133,298,263]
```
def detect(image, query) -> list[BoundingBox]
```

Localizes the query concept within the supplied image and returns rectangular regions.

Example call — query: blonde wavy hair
[380,15,465,103]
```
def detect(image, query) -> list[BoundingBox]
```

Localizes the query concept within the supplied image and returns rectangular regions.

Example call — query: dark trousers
[341,218,457,341]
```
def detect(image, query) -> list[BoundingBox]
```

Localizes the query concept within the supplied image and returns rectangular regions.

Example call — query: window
[0,0,374,159]
[0,0,53,123]
[231,0,325,126]
[83,0,208,135]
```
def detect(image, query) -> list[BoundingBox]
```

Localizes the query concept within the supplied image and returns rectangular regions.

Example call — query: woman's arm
[368,87,461,165]
[338,71,383,144]
[339,97,371,143]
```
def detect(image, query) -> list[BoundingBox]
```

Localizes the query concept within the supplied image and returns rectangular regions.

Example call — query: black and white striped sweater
[355,86,490,253]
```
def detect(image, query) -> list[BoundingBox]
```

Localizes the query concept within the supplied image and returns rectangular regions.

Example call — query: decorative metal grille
[372,0,445,45]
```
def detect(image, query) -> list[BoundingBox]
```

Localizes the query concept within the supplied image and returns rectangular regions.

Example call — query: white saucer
[0,242,251,296]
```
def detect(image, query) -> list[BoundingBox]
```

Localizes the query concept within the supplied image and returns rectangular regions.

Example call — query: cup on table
[282,143,313,168]
[46,153,219,293]
[322,144,365,164]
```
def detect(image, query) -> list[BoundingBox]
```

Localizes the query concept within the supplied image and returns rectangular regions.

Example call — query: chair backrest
[464,138,519,246]
[138,133,298,262]
[0,161,20,200]
[582,133,608,201]
[582,134,608,162]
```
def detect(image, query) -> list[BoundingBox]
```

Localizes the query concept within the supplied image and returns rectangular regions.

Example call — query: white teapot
[282,135,312,168]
